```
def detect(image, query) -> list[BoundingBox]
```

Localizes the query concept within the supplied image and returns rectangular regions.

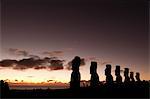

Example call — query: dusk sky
[0,0,149,88]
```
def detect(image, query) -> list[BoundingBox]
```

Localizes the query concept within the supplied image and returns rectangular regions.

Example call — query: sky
[0,0,149,89]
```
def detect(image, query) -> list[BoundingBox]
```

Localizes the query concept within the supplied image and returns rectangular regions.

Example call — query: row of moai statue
[70,56,141,89]
[105,64,141,84]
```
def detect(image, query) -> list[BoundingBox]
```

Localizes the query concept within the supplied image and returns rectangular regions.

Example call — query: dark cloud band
[0,57,64,71]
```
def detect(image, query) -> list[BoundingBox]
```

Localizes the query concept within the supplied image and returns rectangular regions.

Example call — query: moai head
[124,68,129,77]
[115,65,120,76]
[72,56,81,71]
[135,72,141,81]
[90,62,97,74]
[105,64,111,76]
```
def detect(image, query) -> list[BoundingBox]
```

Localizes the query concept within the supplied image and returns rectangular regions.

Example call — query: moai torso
[124,68,130,83]
[90,62,100,87]
[70,56,81,89]
[135,72,141,82]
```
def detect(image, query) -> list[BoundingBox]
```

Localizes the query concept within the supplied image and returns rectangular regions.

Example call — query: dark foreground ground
[1,82,150,98]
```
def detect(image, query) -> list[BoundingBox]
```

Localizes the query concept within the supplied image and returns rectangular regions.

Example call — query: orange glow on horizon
[0,63,149,85]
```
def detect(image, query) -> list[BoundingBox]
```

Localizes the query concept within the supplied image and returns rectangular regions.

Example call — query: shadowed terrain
[1,81,149,98]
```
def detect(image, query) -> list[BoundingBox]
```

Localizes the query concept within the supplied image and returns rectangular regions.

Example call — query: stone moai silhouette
[124,68,130,83]
[135,72,141,82]
[115,65,122,83]
[0,80,10,97]
[130,72,135,82]
[70,56,81,89]
[90,61,100,87]
[105,64,113,84]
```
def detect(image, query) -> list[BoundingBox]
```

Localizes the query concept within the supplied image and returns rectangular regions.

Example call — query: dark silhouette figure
[0,80,10,97]
[124,68,130,83]
[105,64,113,84]
[135,72,141,82]
[130,72,135,82]
[90,62,100,87]
[70,56,81,89]
[115,65,122,83]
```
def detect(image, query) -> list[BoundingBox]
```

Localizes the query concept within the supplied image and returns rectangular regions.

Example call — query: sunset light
[0,0,149,98]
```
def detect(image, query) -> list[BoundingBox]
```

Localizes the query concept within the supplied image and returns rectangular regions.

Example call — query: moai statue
[115,65,122,84]
[124,68,130,83]
[90,62,100,87]
[135,72,141,82]
[70,56,81,89]
[105,64,113,84]
[0,80,10,97]
[130,72,135,82]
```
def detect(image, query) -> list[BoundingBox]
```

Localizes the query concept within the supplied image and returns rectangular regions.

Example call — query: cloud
[47,80,54,82]
[0,57,65,71]
[9,48,29,57]
[0,59,18,67]
[42,51,64,56]
[48,65,63,70]
[5,48,68,70]
[66,58,85,70]
[13,66,28,70]
[48,59,64,70]
[34,66,47,70]
[42,48,74,57]
[27,76,34,78]
[50,60,64,66]
[17,58,41,67]
[84,56,112,66]
[101,61,112,65]
[85,56,101,62]
[84,56,99,61]
[43,57,58,62]
[8,48,40,60]
[28,55,40,60]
